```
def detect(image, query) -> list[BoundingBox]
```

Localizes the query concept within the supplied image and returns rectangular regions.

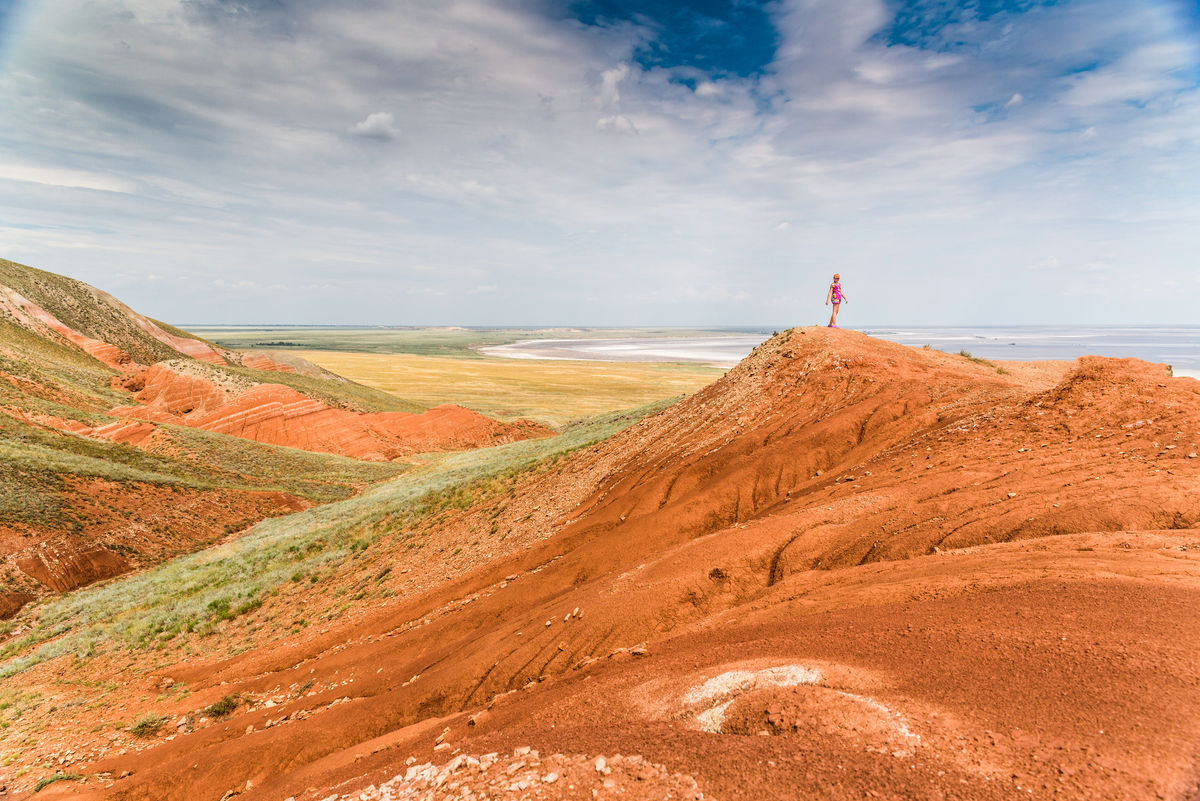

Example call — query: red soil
[0,477,311,612]
[0,287,139,371]
[238,353,299,373]
[1,280,225,368]
[126,314,226,365]
[108,362,551,460]
[16,329,1200,800]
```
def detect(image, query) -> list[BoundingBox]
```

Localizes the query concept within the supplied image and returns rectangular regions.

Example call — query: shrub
[203,694,240,719]
[129,714,164,737]
[206,597,233,622]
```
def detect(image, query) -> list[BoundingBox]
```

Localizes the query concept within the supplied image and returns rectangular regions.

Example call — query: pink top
[831,282,843,303]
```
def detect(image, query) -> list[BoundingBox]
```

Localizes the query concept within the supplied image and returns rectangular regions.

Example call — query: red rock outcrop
[15,539,130,593]
[109,362,551,460]
[0,478,313,604]
[0,286,139,371]
[126,313,226,364]
[0,591,35,620]
[239,353,299,373]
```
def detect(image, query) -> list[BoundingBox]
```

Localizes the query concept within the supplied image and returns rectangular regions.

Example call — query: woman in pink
[825,273,847,327]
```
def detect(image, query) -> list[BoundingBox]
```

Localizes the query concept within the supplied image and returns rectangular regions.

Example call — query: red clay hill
[20,327,1196,801]
[0,258,547,615]
[106,361,546,461]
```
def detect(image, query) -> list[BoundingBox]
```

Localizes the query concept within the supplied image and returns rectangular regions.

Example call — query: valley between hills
[0,258,1198,800]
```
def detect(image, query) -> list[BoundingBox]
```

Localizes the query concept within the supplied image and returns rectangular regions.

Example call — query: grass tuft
[33,772,82,793]
[957,349,1008,374]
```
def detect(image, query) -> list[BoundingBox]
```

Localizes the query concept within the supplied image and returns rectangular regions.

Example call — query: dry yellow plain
[286,350,725,427]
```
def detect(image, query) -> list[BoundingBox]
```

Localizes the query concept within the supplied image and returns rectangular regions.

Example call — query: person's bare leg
[828,303,839,327]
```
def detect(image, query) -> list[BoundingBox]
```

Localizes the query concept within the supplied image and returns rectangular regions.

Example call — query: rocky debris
[338,750,703,800]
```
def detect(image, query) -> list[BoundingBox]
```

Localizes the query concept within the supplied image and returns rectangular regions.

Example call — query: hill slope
[0,258,547,614]
[4,327,1196,800]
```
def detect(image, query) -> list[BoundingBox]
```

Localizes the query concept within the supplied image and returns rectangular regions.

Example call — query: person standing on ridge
[825,273,847,327]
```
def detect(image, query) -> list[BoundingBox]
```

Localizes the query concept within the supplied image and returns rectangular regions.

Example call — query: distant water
[479,335,767,368]
[865,326,1200,376]
[481,327,1200,377]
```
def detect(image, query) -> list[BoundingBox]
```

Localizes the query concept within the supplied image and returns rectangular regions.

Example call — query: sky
[0,0,1198,326]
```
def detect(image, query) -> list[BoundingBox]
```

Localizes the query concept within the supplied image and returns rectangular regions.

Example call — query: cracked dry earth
[12,327,1200,801]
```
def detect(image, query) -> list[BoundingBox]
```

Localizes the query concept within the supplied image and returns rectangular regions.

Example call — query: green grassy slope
[0,258,426,414]
[0,412,407,528]
[0,258,187,364]
[0,261,415,517]
[0,259,439,615]
[0,400,672,676]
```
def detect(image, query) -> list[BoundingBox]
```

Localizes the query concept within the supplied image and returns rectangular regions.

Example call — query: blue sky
[0,0,1197,325]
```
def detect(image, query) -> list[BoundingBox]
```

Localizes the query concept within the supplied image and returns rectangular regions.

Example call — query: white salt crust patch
[683,665,822,733]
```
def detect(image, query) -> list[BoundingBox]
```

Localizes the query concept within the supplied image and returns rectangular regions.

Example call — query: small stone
[543,772,559,783]
[545,620,553,627]
[1007,492,1017,498]
[1189,453,1198,459]
[595,757,607,773]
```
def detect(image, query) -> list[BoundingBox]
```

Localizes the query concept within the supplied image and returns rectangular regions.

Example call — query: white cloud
[596,114,638,134]
[598,63,630,109]
[349,112,399,141]
[0,0,1195,325]
[0,162,135,193]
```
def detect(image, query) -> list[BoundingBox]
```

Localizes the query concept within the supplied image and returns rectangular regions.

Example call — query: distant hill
[0,258,548,616]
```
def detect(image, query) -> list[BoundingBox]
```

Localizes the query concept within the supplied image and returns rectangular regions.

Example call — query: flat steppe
[194,326,729,426]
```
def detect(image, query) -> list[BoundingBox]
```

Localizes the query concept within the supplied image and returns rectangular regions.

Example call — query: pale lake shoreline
[479,326,1200,375]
